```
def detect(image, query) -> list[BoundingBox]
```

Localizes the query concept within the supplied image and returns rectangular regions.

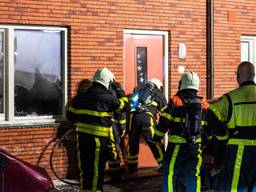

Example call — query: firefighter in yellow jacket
[207,61,256,191]
[154,71,209,192]
[66,68,128,192]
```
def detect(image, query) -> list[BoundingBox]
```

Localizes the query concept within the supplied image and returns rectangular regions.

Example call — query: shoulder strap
[179,94,202,105]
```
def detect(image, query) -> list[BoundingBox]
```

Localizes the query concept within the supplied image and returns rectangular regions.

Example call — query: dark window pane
[136,47,147,89]
[0,32,4,113]
[14,30,62,116]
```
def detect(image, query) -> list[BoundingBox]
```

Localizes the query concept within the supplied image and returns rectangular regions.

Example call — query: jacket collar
[177,89,198,99]
[240,81,255,87]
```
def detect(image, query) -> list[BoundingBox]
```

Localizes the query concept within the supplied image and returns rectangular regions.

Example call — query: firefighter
[65,79,92,110]
[207,61,256,191]
[108,83,127,181]
[154,71,209,192]
[66,67,128,192]
[127,78,167,174]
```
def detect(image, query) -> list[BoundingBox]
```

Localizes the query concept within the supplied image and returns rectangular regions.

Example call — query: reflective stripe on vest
[228,138,256,146]
[226,85,256,129]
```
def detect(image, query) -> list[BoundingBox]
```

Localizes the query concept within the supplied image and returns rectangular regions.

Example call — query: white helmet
[92,67,115,89]
[148,78,163,90]
[179,71,199,91]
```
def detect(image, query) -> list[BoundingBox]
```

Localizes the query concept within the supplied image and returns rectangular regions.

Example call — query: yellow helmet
[92,68,115,89]
[179,71,199,91]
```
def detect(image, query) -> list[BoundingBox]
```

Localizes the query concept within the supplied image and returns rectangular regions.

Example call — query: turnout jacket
[66,83,128,137]
[131,87,167,117]
[147,88,168,117]
[155,90,209,143]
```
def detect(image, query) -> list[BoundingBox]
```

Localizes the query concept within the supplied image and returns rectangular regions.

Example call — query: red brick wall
[0,0,207,179]
[0,124,78,179]
[214,0,256,97]
[1,0,207,96]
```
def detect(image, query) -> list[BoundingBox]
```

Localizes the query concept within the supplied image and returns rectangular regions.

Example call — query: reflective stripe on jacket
[66,83,128,137]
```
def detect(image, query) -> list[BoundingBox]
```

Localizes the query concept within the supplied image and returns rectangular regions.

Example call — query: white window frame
[241,35,256,82]
[0,29,5,121]
[0,25,67,125]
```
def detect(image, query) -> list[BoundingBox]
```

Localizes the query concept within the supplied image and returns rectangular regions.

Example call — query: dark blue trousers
[219,145,256,192]
[163,142,202,192]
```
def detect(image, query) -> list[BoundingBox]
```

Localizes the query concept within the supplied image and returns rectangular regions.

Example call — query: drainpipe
[207,0,214,99]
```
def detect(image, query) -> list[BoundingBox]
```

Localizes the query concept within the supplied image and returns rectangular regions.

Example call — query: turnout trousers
[127,112,164,173]
[108,126,121,179]
[163,142,202,192]
[220,144,256,192]
[76,132,118,192]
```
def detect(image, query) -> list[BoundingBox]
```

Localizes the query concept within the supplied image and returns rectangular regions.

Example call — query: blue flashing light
[131,93,139,102]
[130,92,140,109]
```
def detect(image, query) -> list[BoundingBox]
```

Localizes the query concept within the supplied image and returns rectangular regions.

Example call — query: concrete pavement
[54,167,162,192]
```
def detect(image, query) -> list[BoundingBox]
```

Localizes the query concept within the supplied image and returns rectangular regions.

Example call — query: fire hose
[49,129,79,186]
[49,125,127,186]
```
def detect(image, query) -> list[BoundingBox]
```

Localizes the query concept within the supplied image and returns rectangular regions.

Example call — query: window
[241,35,256,82]
[136,47,147,89]
[0,26,67,123]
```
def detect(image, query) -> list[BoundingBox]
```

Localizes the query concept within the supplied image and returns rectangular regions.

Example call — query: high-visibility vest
[209,84,256,145]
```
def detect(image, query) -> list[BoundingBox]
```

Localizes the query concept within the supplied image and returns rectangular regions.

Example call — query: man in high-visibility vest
[66,68,128,192]
[207,61,256,191]
[154,71,209,192]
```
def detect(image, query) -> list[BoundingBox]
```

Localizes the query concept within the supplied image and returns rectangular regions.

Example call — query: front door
[124,34,164,95]
[124,31,166,168]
